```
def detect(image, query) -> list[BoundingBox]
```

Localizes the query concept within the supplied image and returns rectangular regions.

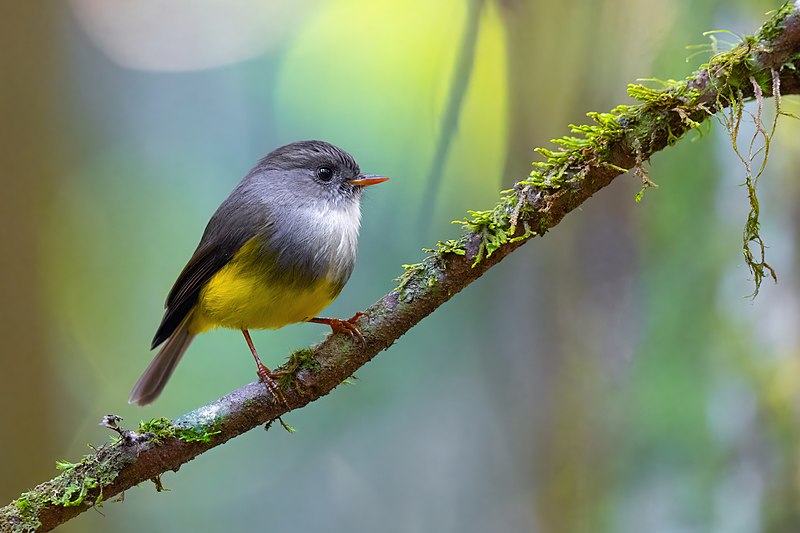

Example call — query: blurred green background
[2,1,800,531]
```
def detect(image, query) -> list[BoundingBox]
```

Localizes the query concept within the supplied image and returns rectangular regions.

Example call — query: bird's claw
[256,362,289,408]
[312,312,367,343]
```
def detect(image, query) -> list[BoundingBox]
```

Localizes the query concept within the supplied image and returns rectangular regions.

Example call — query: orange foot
[242,329,289,408]
[309,312,366,343]
[254,360,289,407]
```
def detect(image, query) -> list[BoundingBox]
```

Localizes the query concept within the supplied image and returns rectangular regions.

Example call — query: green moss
[447,101,638,266]
[55,460,79,471]
[394,262,421,292]
[14,499,33,515]
[175,425,222,444]
[278,347,320,388]
[138,417,175,445]
[524,109,629,191]
[457,208,510,264]
[757,2,796,42]
[455,193,538,266]
[138,417,221,445]
[435,238,467,256]
[52,451,121,507]
[1,440,136,531]
[627,78,700,107]
[394,256,438,294]
[10,496,41,531]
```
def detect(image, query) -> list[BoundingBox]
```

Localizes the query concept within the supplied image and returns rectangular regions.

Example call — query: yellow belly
[188,238,338,334]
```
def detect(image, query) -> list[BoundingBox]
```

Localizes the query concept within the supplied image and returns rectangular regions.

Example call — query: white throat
[303,201,362,280]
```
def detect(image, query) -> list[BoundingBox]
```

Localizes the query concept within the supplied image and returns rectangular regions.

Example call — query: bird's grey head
[250,140,385,210]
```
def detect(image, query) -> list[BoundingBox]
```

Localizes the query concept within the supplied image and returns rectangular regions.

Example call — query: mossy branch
[4,2,800,531]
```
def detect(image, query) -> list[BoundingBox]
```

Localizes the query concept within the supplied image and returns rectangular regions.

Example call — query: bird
[129,140,388,406]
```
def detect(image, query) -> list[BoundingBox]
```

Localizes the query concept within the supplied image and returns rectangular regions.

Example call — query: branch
[4,2,800,531]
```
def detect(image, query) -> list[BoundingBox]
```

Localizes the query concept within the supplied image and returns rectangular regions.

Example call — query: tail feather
[129,316,195,406]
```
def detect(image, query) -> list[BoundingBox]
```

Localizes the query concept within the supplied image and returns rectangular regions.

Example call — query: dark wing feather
[151,178,273,349]
[166,244,221,308]
[151,244,236,349]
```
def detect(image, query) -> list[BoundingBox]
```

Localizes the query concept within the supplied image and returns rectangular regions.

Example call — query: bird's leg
[309,312,366,342]
[242,329,288,406]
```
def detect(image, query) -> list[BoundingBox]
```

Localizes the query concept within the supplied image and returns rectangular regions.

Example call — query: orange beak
[348,174,389,187]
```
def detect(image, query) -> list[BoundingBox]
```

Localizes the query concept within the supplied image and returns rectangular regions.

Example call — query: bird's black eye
[316,167,334,182]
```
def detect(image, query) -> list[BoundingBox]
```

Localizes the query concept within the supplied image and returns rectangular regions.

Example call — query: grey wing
[151,184,271,349]
[150,243,234,349]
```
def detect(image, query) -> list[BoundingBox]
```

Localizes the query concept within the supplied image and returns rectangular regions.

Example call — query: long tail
[129,315,195,406]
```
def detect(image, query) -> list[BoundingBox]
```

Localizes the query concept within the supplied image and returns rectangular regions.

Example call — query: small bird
[129,140,388,406]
